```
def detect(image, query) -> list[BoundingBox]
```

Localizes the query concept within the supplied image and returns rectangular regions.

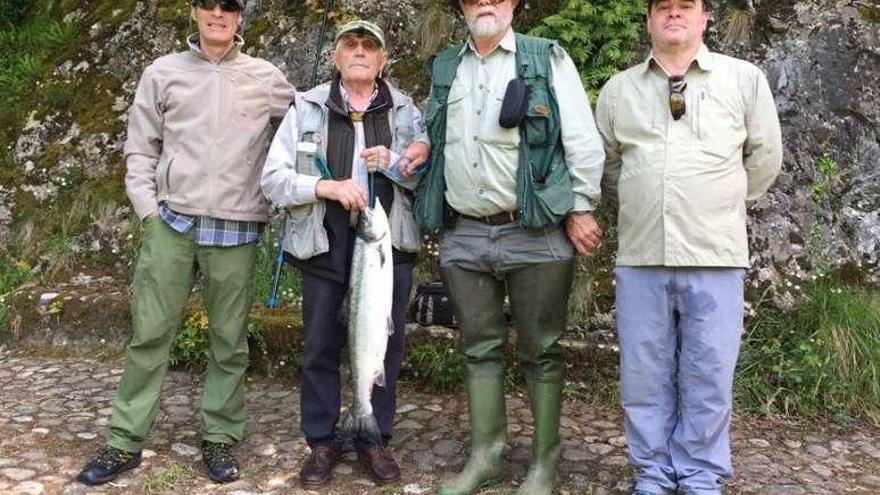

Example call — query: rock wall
[1,0,878,290]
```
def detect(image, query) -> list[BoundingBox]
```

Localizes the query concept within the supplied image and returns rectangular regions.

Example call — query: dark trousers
[299,261,413,449]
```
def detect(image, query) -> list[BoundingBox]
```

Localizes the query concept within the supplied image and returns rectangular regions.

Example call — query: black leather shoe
[75,446,142,485]
[299,445,341,487]
[358,444,401,485]
[202,440,240,483]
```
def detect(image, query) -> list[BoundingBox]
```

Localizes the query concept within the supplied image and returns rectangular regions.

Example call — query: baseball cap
[334,19,385,49]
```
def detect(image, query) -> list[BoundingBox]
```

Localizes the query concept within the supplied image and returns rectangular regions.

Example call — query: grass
[141,462,194,494]
[0,14,76,111]
[253,219,302,309]
[721,7,755,47]
[0,257,34,330]
[736,276,880,423]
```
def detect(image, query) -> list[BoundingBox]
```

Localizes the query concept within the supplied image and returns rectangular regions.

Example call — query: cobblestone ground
[0,350,878,495]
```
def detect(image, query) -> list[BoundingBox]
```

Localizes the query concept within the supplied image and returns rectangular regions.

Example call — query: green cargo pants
[106,217,257,452]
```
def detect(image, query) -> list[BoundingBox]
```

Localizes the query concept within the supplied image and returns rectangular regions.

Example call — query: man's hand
[361,146,391,173]
[316,179,367,211]
[399,142,429,178]
[565,212,602,256]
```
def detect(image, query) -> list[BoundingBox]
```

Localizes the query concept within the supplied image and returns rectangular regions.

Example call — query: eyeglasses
[668,75,687,120]
[194,0,242,13]
[460,0,507,5]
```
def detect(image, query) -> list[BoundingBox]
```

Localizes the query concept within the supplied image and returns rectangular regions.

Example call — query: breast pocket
[445,85,469,144]
[695,87,744,165]
[231,76,270,130]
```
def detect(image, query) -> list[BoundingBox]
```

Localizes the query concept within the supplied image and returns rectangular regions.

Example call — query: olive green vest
[413,33,573,231]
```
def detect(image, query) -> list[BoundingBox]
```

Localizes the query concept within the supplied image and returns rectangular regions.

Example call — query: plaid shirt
[159,202,264,247]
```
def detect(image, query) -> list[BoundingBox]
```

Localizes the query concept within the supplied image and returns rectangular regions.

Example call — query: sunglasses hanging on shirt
[668,75,687,120]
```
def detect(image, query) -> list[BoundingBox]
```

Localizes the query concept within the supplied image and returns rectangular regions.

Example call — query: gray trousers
[615,266,745,495]
[440,218,575,380]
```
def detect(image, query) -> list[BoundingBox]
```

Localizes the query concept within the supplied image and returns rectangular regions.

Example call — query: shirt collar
[641,43,715,75]
[459,27,516,57]
[339,82,379,113]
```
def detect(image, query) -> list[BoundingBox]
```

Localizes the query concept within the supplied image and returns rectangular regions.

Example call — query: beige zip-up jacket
[124,35,295,221]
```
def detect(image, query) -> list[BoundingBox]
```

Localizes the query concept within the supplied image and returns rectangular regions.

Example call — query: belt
[459,210,519,226]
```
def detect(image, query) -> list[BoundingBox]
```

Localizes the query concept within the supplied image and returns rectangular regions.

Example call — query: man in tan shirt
[595,1,782,494]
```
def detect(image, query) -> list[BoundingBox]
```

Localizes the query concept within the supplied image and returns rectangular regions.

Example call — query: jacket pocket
[156,153,176,199]
[282,201,329,260]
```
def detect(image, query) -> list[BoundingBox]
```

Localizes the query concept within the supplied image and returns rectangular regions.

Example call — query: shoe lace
[94,447,134,469]
[203,442,234,466]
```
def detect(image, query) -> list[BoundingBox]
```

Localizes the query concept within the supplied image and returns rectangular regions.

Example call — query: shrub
[529,0,644,100]
[405,339,466,392]
[736,277,880,423]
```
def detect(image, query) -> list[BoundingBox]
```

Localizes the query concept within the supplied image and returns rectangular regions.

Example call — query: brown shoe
[357,444,401,485]
[299,445,341,487]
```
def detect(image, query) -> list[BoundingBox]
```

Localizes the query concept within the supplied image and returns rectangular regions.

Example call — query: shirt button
[472,136,478,141]
[477,188,485,195]
[472,162,478,168]
[480,59,486,65]
[478,84,484,90]
[476,110,482,116]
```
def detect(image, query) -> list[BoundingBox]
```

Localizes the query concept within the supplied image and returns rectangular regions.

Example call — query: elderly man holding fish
[261,19,428,487]
[400,0,605,494]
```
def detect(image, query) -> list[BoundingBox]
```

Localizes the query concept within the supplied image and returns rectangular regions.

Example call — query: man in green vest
[403,1,605,494]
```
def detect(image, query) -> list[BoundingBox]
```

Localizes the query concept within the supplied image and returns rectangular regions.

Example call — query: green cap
[334,19,385,49]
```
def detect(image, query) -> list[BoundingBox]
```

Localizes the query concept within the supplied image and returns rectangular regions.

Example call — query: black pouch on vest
[499,78,530,128]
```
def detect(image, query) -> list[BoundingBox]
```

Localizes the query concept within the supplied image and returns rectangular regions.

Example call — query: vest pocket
[283,202,329,260]
[523,84,551,147]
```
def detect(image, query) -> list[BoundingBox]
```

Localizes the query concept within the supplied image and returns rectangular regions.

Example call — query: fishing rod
[266,0,335,309]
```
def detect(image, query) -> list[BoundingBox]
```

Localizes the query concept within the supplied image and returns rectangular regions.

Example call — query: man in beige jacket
[595,1,782,494]
[76,0,294,486]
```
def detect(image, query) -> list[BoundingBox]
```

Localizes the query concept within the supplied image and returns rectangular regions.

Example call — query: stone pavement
[0,350,878,495]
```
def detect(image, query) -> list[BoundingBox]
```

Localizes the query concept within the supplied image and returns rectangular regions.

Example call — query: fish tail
[341,409,382,445]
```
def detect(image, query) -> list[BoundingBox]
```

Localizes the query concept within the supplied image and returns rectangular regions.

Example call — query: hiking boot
[357,444,401,485]
[202,440,240,483]
[76,446,142,485]
[299,445,341,487]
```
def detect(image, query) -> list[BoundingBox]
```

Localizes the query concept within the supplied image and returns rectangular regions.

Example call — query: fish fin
[386,316,395,336]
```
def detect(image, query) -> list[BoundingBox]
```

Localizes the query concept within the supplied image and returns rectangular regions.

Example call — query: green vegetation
[253,222,302,308]
[737,276,880,423]
[0,258,34,328]
[169,305,271,370]
[0,14,75,114]
[141,462,194,494]
[529,0,644,100]
[810,143,839,204]
[405,339,466,392]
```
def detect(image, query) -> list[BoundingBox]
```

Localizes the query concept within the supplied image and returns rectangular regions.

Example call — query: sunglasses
[195,0,242,12]
[668,75,687,120]
[460,0,507,5]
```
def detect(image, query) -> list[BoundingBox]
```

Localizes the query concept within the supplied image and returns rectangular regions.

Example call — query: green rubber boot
[516,379,563,495]
[438,375,506,495]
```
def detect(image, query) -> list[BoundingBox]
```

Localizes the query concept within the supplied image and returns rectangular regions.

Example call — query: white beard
[466,9,513,40]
